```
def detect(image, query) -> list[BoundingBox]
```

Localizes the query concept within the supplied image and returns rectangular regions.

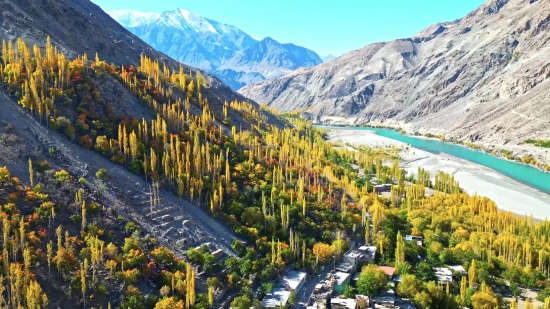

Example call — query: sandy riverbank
[327,129,550,220]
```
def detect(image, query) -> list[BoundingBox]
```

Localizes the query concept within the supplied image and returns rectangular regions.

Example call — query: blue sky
[91,0,486,56]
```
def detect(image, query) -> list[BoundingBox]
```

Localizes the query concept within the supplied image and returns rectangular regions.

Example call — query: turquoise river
[317,126,550,196]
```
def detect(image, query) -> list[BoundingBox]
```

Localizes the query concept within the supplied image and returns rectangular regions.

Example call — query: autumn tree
[395,231,405,268]
[470,282,499,309]
[155,297,184,309]
[313,242,332,265]
[469,259,478,288]
[396,274,420,298]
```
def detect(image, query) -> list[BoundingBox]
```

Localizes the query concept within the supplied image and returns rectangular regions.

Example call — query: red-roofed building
[377,266,396,279]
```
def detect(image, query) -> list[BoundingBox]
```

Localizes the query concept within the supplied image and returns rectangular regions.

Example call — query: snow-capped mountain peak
[161,8,218,33]
[109,7,322,90]
[107,9,160,28]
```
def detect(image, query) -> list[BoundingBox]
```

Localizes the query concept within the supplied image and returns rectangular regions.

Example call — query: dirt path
[0,90,242,258]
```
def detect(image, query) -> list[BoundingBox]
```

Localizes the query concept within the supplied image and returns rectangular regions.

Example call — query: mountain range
[108,9,323,90]
[239,0,550,162]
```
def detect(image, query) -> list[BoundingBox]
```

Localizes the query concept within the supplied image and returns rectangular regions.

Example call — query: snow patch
[108,9,160,28]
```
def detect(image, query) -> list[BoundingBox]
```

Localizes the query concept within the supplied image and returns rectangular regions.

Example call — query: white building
[358,245,377,263]
[433,267,453,283]
[405,235,423,246]
[448,265,466,274]
[331,297,357,309]
[262,271,307,308]
[343,250,362,273]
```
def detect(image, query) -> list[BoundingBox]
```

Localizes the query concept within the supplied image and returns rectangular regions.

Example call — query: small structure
[378,266,396,280]
[262,271,307,308]
[282,271,307,291]
[374,185,387,193]
[433,267,453,283]
[372,289,396,307]
[333,272,351,295]
[448,265,466,274]
[336,263,355,274]
[342,250,363,273]
[211,248,225,260]
[404,235,423,246]
[358,246,377,263]
[329,295,370,309]
[308,280,333,308]
[331,296,357,309]
[262,289,293,308]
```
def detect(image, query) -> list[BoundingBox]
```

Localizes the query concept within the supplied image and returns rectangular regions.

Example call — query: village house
[262,271,307,308]
[404,235,423,246]
[378,266,396,280]
[448,265,466,274]
[344,250,362,271]
[330,295,369,309]
[333,271,352,295]
[357,245,377,263]
[433,267,453,283]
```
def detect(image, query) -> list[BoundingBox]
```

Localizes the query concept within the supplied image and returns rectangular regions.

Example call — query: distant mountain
[216,37,323,89]
[109,9,256,71]
[321,54,337,62]
[108,9,322,89]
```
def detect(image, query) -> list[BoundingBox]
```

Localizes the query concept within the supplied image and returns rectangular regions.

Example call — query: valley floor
[327,129,550,220]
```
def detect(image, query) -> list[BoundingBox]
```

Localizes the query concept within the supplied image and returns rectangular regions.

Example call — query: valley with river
[321,126,550,220]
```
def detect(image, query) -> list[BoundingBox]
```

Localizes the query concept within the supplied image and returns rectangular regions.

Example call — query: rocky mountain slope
[216,37,323,89]
[239,0,550,156]
[108,9,322,89]
[0,0,282,264]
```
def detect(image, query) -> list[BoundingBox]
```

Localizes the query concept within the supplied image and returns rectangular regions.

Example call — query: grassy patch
[524,139,550,148]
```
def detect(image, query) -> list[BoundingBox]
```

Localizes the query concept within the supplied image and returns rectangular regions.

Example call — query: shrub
[95,168,107,180]
[54,170,71,183]
[70,215,81,225]
[125,222,139,233]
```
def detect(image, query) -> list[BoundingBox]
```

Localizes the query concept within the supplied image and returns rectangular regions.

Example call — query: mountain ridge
[108,8,322,89]
[238,0,550,163]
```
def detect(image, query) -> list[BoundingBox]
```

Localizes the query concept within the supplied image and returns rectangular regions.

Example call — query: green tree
[356,265,387,298]
[414,291,432,309]
[261,282,273,294]
[241,207,263,228]
[343,285,356,298]
[396,274,420,298]
[395,231,405,268]
[206,277,223,290]
[416,262,436,282]
[288,291,297,305]
[230,296,251,309]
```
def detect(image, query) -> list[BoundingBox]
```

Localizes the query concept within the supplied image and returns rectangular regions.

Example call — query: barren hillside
[239,0,550,158]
